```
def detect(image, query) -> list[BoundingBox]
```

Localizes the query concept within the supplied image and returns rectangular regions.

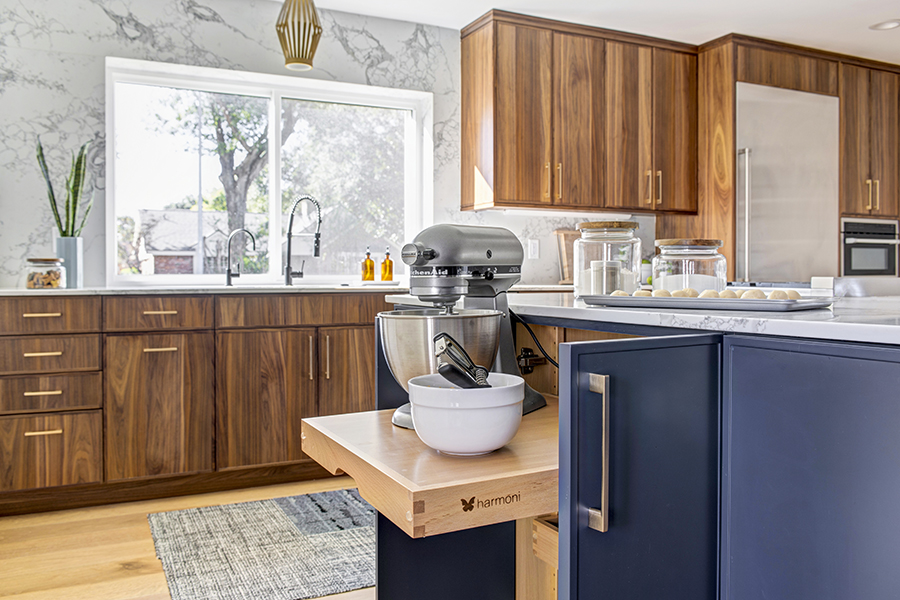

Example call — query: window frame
[105,56,433,287]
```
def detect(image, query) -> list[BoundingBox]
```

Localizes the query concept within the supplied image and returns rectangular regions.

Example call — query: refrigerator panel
[736,83,840,282]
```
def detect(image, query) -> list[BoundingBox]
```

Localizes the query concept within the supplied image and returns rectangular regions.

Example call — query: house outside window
[106,57,433,286]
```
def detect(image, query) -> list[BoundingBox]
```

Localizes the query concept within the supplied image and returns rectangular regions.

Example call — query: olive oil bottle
[380,247,393,281]
[362,246,375,281]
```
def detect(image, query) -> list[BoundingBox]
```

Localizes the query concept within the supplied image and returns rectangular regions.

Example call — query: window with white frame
[105,57,433,286]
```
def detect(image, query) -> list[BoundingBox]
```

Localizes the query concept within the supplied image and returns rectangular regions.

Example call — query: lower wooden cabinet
[216,329,317,469]
[0,410,102,491]
[317,326,376,416]
[105,332,214,481]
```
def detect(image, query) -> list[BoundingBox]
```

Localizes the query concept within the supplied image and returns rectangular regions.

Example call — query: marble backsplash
[0,0,652,288]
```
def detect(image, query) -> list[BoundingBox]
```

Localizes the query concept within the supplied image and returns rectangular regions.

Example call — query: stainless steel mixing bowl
[379,309,501,391]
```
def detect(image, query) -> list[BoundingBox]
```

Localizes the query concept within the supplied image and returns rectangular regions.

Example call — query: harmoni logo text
[460,492,521,512]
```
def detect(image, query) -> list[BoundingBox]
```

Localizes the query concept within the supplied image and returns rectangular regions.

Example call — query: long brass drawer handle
[656,171,663,205]
[23,390,63,397]
[866,179,873,210]
[22,312,62,318]
[544,162,551,198]
[875,179,881,211]
[557,163,562,200]
[143,310,178,315]
[645,170,653,204]
[23,351,63,358]
[25,429,63,437]
[587,373,610,533]
[309,335,314,381]
[326,335,331,380]
[143,347,178,353]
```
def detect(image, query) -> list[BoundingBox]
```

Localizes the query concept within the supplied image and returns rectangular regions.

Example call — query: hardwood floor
[0,476,375,600]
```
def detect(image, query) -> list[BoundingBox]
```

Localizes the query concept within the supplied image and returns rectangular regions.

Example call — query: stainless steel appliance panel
[736,83,840,282]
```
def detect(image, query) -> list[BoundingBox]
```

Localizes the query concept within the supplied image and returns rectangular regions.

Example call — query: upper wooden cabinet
[461,11,696,213]
[840,64,899,218]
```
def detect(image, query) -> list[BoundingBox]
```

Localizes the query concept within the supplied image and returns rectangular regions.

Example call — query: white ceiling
[309,0,900,65]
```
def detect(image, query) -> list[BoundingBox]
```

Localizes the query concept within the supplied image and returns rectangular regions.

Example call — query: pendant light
[276,0,323,71]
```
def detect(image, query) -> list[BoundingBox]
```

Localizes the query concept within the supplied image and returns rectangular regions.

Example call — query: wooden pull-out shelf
[301,398,559,539]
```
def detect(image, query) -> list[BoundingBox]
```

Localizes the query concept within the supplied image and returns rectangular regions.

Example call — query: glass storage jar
[573,221,641,298]
[24,258,66,289]
[652,239,727,293]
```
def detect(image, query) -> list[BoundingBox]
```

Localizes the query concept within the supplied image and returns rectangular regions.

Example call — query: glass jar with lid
[24,258,66,289]
[573,221,641,298]
[651,239,726,293]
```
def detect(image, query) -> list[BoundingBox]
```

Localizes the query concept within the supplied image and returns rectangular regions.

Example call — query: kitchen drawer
[216,295,284,328]
[104,296,213,331]
[0,410,102,492]
[292,293,390,325]
[0,335,101,376]
[532,515,559,569]
[0,296,100,336]
[0,372,102,415]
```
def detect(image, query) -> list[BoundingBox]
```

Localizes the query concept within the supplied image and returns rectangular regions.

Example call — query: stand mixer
[378,224,547,429]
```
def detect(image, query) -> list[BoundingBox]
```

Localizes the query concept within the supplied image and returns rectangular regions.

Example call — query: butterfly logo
[461,497,475,512]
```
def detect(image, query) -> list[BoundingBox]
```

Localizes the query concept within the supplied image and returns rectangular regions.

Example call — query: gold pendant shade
[276,0,323,72]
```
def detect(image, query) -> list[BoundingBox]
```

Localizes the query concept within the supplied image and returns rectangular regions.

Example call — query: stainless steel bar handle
[309,335,314,381]
[587,373,610,533]
[656,170,663,205]
[325,335,331,380]
[738,148,751,282]
[645,170,653,205]
[866,179,873,210]
[845,238,900,245]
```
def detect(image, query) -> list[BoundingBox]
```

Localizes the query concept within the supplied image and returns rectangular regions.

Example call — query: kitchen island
[366,291,900,600]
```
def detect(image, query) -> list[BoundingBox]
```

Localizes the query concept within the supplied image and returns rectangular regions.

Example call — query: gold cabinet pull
[645,170,653,204]
[22,312,61,318]
[866,179,873,210]
[23,351,62,358]
[875,179,881,211]
[656,171,663,205]
[143,310,178,315]
[143,347,178,353]
[544,162,551,198]
[556,163,562,200]
[23,390,63,397]
[587,373,610,533]
[309,335,314,381]
[25,429,63,437]
[325,335,331,380]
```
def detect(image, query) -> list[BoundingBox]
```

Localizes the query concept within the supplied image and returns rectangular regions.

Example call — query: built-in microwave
[840,218,899,277]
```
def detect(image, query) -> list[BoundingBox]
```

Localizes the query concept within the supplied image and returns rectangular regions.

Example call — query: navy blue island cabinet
[559,331,900,600]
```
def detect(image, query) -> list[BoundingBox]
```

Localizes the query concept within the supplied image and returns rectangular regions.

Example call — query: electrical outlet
[527,239,539,259]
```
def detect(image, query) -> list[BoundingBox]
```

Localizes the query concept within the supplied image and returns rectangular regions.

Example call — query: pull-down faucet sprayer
[285,195,322,285]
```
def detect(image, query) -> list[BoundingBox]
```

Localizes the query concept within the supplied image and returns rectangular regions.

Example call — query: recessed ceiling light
[870,19,900,30]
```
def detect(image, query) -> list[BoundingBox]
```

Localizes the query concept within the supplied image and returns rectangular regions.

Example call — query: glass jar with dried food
[25,258,66,289]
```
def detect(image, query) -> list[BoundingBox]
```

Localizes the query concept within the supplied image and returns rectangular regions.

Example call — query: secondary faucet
[225,228,257,286]
[285,194,322,286]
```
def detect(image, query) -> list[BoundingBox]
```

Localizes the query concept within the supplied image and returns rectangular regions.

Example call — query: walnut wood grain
[103,296,213,332]
[0,372,101,415]
[653,49,698,213]
[292,293,391,326]
[301,397,559,539]
[317,326,376,416]
[868,69,899,218]
[216,329,317,469]
[0,297,100,336]
[0,410,102,492]
[605,41,653,211]
[0,334,100,376]
[736,44,838,96]
[215,294,285,328]
[553,32,605,208]
[461,24,494,210]
[495,22,553,207]
[839,64,873,216]
[105,332,214,481]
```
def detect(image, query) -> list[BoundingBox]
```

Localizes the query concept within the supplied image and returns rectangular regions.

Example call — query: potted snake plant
[36,137,92,288]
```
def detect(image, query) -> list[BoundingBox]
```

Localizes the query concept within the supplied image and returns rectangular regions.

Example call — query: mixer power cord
[508,309,560,369]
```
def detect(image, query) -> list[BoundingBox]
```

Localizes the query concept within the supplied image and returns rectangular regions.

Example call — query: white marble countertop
[386,292,900,347]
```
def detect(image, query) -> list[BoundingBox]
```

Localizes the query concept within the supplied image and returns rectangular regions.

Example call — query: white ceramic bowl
[407,372,525,456]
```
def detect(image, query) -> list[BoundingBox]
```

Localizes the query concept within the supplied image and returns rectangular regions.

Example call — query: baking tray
[581,295,836,312]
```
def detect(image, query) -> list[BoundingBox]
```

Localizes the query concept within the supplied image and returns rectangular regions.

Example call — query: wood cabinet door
[839,64,872,216]
[605,41,653,210]
[318,326,376,416]
[495,23,553,206]
[105,332,214,481]
[216,329,316,469]
[653,49,698,212]
[868,69,899,217]
[553,33,605,208]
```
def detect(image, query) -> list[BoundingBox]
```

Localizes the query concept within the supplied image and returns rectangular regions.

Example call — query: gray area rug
[147,489,376,600]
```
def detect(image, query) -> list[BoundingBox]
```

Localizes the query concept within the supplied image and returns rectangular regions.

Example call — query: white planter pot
[55,237,83,289]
